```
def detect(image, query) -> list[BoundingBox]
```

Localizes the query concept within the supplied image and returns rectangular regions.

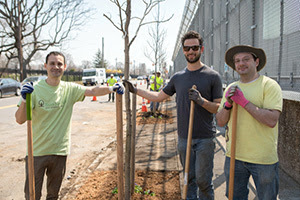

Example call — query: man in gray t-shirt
[163,65,222,140]
[124,30,222,199]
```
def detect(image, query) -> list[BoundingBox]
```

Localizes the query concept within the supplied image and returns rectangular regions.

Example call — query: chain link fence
[173,0,300,91]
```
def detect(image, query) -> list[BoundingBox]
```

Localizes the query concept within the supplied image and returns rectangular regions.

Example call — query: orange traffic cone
[141,98,147,112]
[92,96,97,101]
[147,99,150,104]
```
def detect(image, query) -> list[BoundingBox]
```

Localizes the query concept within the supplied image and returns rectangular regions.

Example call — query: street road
[0,94,122,199]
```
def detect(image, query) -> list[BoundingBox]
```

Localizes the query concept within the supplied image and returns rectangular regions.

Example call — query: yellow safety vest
[150,76,163,91]
[107,78,117,86]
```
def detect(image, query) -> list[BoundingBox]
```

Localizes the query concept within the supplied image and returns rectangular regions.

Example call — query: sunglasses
[183,45,201,52]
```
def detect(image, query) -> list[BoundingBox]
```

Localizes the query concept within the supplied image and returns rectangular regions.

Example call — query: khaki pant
[25,155,67,200]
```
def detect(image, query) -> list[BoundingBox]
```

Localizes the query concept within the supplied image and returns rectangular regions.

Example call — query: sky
[49,0,185,72]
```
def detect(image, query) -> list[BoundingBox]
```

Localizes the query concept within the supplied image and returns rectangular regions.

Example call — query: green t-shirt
[28,80,86,156]
[219,75,282,164]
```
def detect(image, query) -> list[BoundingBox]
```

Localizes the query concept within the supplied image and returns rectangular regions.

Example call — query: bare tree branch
[0,0,94,80]
[103,1,173,199]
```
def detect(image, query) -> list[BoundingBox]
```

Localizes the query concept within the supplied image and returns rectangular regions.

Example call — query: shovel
[26,93,35,200]
[228,102,238,200]
[182,85,196,199]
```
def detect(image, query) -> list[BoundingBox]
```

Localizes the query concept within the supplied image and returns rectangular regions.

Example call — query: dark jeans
[108,92,115,101]
[178,137,215,200]
[25,155,67,200]
[224,157,279,200]
[150,88,159,112]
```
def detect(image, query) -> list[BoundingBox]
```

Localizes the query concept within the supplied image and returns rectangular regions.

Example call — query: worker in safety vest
[107,74,118,102]
[150,71,163,112]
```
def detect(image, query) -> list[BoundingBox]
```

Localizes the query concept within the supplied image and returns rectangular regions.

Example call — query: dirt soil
[72,170,181,200]
[64,100,181,200]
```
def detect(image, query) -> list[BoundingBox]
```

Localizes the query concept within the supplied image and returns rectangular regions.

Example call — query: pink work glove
[231,87,249,108]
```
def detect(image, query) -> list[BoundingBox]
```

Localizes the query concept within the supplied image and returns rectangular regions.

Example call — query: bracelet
[223,102,232,110]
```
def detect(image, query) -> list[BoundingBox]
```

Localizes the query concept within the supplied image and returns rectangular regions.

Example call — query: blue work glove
[21,82,34,102]
[109,83,124,94]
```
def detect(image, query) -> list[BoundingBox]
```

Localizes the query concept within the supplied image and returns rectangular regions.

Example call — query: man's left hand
[231,87,249,108]
[109,83,125,94]
[189,88,204,106]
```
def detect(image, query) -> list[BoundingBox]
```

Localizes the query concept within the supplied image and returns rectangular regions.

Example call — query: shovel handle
[182,85,196,199]
[228,102,238,200]
[26,93,35,200]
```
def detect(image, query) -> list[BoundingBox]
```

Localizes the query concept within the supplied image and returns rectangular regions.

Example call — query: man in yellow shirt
[216,45,282,199]
[107,74,118,102]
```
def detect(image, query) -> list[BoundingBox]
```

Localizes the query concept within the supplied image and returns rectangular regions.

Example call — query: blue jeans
[178,137,215,200]
[150,88,159,112]
[224,157,279,200]
[150,101,160,112]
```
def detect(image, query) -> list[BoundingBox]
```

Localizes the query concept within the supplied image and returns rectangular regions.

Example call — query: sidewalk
[96,91,300,199]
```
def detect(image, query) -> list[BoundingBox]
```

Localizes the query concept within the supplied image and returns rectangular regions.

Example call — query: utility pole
[133,60,135,75]
[102,37,104,68]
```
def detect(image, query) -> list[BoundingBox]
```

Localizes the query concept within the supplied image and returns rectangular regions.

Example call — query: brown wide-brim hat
[225,45,266,71]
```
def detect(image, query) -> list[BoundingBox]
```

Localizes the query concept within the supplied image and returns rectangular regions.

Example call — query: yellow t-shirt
[219,75,282,164]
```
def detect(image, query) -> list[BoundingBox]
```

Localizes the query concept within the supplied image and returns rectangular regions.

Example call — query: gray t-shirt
[163,65,223,139]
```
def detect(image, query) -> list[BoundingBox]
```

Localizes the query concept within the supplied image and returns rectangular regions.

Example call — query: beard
[185,52,201,63]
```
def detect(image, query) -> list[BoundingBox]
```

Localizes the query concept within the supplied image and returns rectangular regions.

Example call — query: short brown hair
[181,30,203,47]
[45,51,66,64]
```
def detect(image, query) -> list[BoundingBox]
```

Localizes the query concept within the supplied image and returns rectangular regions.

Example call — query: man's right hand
[225,85,236,105]
[21,82,34,102]
[123,80,137,94]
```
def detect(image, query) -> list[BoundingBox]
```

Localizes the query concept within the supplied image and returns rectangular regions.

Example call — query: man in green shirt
[15,51,124,200]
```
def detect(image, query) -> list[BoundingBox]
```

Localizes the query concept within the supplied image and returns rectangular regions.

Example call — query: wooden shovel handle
[228,102,238,200]
[26,93,35,200]
[182,85,196,199]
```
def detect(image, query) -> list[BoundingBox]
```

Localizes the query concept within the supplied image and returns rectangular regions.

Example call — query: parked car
[137,76,144,80]
[114,76,121,82]
[0,78,21,98]
[21,76,47,85]
[122,76,132,80]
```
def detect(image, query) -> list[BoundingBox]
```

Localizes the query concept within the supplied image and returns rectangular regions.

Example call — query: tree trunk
[124,1,132,199]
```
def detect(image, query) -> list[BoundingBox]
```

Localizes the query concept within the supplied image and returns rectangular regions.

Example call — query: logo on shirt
[38,100,44,107]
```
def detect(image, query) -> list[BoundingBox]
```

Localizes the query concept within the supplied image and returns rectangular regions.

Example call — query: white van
[82,68,106,86]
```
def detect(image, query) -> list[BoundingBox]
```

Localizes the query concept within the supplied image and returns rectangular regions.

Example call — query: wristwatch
[223,102,232,110]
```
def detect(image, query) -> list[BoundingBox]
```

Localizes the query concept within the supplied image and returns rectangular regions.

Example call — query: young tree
[144,26,167,72]
[144,3,168,114]
[93,48,108,68]
[104,1,172,199]
[0,0,93,81]
[81,60,93,69]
